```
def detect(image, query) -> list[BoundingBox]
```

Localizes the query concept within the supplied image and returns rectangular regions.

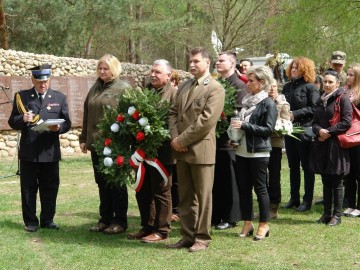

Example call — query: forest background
[0,0,359,70]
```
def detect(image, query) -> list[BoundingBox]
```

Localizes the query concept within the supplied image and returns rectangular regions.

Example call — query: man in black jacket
[8,65,71,232]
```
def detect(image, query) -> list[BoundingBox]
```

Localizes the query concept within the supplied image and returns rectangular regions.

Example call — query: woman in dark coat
[310,70,352,226]
[282,57,319,212]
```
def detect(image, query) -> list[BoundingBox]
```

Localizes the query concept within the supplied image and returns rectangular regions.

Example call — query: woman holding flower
[231,66,277,241]
[267,79,291,219]
[79,54,131,234]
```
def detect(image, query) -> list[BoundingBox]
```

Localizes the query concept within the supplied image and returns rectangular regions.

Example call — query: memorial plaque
[0,77,32,130]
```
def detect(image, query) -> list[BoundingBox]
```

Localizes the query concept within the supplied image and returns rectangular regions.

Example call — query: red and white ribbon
[129,149,169,192]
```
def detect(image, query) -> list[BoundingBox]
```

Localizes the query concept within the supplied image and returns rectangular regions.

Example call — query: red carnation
[132,110,140,120]
[116,114,125,122]
[221,111,226,119]
[115,156,124,166]
[104,138,112,146]
[135,131,145,141]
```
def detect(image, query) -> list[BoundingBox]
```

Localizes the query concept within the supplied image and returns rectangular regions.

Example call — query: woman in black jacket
[282,57,320,212]
[310,71,352,225]
[231,66,277,241]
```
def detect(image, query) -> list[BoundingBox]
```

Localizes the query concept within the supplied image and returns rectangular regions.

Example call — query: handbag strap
[333,94,342,113]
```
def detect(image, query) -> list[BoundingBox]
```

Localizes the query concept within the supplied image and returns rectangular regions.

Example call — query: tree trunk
[128,4,135,63]
[84,23,98,58]
[0,0,8,49]
[135,4,142,64]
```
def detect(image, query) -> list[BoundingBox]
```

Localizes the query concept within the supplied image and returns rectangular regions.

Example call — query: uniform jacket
[169,74,225,164]
[8,87,71,162]
[241,97,277,153]
[79,78,131,151]
[146,81,177,165]
[282,77,319,126]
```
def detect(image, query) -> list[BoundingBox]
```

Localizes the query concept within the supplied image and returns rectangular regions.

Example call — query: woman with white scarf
[310,70,352,226]
[230,66,277,241]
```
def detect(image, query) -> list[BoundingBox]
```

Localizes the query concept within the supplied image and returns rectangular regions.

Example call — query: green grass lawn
[0,155,359,270]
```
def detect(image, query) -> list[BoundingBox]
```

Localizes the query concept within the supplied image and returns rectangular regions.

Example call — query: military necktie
[38,93,43,104]
[186,79,198,103]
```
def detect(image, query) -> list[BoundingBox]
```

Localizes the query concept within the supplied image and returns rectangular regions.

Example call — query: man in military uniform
[8,65,71,232]
[265,50,285,83]
[329,51,347,86]
[168,47,225,252]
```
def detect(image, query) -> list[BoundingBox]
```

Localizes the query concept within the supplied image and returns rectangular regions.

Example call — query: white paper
[31,119,65,131]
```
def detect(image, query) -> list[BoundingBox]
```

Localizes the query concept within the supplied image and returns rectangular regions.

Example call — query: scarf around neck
[320,88,339,108]
[239,90,268,122]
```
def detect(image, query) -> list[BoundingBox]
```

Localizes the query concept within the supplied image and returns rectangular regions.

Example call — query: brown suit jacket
[169,74,225,164]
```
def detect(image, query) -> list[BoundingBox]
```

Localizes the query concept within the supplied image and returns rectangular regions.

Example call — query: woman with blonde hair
[231,66,277,240]
[282,57,320,212]
[343,64,360,217]
[79,54,131,234]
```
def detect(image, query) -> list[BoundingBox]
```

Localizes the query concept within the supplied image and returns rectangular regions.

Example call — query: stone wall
[0,49,191,158]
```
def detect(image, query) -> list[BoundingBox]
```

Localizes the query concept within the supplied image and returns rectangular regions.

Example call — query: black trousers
[212,149,241,224]
[321,174,344,217]
[171,164,179,214]
[135,164,172,237]
[267,147,283,204]
[91,151,128,229]
[346,146,360,209]
[284,136,315,204]
[236,155,270,222]
[20,160,59,226]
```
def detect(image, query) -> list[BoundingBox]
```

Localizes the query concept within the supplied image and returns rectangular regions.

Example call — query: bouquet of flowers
[274,119,304,140]
[216,79,237,138]
[93,89,171,188]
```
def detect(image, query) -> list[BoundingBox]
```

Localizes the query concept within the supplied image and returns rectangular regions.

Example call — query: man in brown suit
[168,47,225,252]
[127,59,176,243]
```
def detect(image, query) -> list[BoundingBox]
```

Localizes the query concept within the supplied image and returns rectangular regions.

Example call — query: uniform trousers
[212,149,241,224]
[20,160,59,226]
[177,160,214,246]
[235,155,270,222]
[135,164,172,237]
[91,151,128,229]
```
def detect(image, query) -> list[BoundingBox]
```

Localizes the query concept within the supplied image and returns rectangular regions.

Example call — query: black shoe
[317,214,332,224]
[327,216,341,226]
[41,222,59,230]
[283,199,300,209]
[296,202,311,212]
[24,225,38,232]
[215,222,236,230]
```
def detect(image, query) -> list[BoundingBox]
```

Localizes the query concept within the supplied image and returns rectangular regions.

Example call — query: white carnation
[103,147,112,156]
[144,125,151,133]
[138,117,148,127]
[104,157,113,167]
[110,123,120,132]
[128,106,136,115]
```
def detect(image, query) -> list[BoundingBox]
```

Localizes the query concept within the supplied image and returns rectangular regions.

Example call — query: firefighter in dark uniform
[8,64,71,232]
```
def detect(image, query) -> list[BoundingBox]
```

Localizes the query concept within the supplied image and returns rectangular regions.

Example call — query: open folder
[31,119,65,132]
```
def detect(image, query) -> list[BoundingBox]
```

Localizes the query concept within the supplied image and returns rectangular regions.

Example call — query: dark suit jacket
[8,87,71,162]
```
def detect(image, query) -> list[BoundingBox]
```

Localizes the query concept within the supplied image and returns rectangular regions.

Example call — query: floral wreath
[93,88,171,190]
[216,79,237,138]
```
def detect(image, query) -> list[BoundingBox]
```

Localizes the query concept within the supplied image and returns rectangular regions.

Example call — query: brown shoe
[89,222,109,232]
[189,241,207,252]
[127,230,151,240]
[103,224,126,234]
[141,233,168,243]
[167,239,193,249]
